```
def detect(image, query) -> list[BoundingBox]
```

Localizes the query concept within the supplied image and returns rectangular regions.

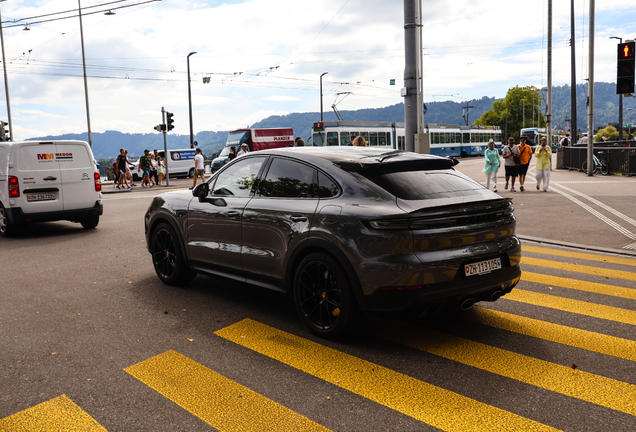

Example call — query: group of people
[483,135,552,193]
[109,148,166,190]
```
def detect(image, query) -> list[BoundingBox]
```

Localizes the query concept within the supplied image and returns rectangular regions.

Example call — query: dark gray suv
[144,147,521,337]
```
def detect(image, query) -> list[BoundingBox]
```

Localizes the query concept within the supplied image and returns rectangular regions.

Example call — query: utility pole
[403,0,418,152]
[78,0,92,148]
[610,36,623,140]
[547,0,553,149]
[0,4,13,141]
[570,0,577,141]
[587,0,595,176]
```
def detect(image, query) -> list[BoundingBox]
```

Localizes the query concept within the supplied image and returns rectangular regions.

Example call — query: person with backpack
[502,137,520,192]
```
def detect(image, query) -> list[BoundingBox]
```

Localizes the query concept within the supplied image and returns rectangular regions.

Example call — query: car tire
[150,222,197,285]
[0,204,17,238]
[80,215,99,229]
[293,252,358,338]
[188,168,195,178]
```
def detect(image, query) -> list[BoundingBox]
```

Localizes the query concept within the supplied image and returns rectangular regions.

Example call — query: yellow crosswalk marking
[461,307,636,362]
[523,245,636,267]
[0,395,106,431]
[522,271,636,299]
[370,320,636,416]
[521,257,636,281]
[506,289,636,325]
[125,350,330,432]
[215,319,559,432]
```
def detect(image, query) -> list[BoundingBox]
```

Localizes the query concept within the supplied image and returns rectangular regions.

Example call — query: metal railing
[557,143,636,175]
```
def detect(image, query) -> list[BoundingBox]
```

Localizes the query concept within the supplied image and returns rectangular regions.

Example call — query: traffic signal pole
[161,107,169,186]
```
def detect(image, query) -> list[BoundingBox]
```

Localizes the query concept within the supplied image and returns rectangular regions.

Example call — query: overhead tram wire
[2,0,132,24]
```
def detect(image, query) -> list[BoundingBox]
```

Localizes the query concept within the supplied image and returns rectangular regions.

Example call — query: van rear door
[15,142,63,214]
[56,142,98,210]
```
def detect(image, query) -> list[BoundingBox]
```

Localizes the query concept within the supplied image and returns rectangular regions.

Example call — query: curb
[518,234,636,257]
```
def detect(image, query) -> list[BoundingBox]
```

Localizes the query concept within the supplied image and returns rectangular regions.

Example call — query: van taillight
[94,171,102,192]
[8,176,19,198]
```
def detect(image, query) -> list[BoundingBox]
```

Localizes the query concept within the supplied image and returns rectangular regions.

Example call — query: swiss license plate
[465,258,502,277]
[27,193,56,202]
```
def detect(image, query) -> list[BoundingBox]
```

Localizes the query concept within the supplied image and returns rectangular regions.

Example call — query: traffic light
[166,111,175,131]
[617,41,635,95]
[0,121,7,142]
[153,124,166,132]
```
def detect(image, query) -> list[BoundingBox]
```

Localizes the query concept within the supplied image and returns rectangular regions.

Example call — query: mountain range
[31,82,635,159]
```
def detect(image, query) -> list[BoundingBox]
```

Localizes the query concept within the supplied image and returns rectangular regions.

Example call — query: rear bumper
[6,201,103,224]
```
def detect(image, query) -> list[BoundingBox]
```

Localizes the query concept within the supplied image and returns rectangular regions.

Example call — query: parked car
[0,140,103,237]
[131,149,197,181]
[144,147,521,337]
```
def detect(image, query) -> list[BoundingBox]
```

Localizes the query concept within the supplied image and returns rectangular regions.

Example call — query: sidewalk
[101,177,195,194]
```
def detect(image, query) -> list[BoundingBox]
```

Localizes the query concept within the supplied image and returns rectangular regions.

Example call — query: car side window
[317,171,339,198]
[258,157,317,198]
[212,157,266,197]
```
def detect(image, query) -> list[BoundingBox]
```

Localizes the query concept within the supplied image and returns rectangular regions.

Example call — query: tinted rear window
[361,169,483,200]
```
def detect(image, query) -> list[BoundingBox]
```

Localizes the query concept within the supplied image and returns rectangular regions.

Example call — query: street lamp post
[522,98,527,129]
[187,52,197,149]
[610,36,623,140]
[78,0,93,148]
[0,1,13,141]
[320,72,328,122]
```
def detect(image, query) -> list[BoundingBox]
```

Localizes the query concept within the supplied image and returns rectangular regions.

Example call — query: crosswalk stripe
[369,320,636,415]
[522,245,636,267]
[460,307,636,362]
[505,289,636,325]
[0,395,106,431]
[521,256,636,281]
[522,271,636,300]
[215,319,559,432]
[125,350,330,432]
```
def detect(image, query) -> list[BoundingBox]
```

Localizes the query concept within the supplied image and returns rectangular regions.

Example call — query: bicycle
[581,154,609,176]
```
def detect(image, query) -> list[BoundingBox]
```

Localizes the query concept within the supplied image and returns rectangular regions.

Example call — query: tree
[475,86,544,141]
[594,125,618,142]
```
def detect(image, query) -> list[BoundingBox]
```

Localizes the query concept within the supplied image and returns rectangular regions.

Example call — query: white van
[132,148,197,180]
[0,140,103,237]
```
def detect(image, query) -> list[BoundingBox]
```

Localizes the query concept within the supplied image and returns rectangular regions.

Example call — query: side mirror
[193,182,209,199]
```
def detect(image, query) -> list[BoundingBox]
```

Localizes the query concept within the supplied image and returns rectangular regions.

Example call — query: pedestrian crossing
[1,244,635,431]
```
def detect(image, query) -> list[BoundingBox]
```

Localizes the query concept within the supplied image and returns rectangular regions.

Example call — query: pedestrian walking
[191,148,206,189]
[483,139,501,192]
[517,137,533,192]
[501,137,520,192]
[138,149,153,188]
[535,137,552,191]
[156,156,165,185]
[115,148,134,190]
[237,143,249,157]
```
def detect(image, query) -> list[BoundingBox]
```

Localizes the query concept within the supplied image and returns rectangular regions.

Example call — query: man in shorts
[501,138,520,192]
[138,149,153,187]
[517,137,533,192]
[191,148,206,189]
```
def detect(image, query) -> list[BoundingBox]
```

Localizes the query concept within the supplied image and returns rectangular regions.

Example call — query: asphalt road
[1,166,635,431]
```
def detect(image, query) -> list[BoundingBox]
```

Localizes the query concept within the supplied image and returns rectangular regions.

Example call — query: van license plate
[27,193,56,202]
[465,258,502,276]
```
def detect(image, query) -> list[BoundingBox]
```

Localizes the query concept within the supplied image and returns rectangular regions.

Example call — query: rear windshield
[361,168,483,200]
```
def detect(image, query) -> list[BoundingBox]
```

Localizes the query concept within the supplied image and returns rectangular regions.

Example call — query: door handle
[290,216,308,222]
[43,176,57,181]
[227,211,241,218]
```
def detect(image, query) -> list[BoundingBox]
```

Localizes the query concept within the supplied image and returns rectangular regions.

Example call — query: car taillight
[94,171,102,192]
[8,176,19,198]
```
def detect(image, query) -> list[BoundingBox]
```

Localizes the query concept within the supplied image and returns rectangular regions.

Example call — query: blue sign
[423,103,428,115]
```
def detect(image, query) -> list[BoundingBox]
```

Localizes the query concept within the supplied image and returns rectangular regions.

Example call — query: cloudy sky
[0,0,634,139]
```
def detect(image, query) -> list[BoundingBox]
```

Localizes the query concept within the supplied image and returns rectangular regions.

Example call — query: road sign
[627,123,634,128]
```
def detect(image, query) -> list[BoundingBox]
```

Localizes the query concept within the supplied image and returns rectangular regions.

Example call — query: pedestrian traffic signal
[166,112,175,131]
[154,124,166,132]
[617,41,635,95]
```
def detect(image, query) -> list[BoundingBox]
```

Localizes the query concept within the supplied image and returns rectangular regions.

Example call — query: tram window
[463,133,469,144]
[370,132,378,146]
[340,132,349,146]
[496,133,501,142]
[361,132,369,143]
[398,136,405,150]
[350,132,359,142]
[327,132,339,146]
[455,133,461,143]
[379,132,387,146]
[443,133,450,144]
[312,133,324,146]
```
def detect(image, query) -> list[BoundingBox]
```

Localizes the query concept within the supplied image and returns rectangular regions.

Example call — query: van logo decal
[82,173,90,180]
[37,153,55,160]
[55,152,73,160]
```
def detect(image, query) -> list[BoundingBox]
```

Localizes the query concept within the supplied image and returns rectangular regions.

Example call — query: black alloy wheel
[293,252,357,338]
[150,222,196,285]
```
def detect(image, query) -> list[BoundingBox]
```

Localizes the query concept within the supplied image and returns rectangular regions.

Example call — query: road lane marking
[522,245,636,267]
[0,395,106,431]
[505,289,636,325]
[521,256,636,281]
[215,319,559,432]
[459,307,636,362]
[369,321,636,416]
[521,271,636,300]
[125,350,330,432]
